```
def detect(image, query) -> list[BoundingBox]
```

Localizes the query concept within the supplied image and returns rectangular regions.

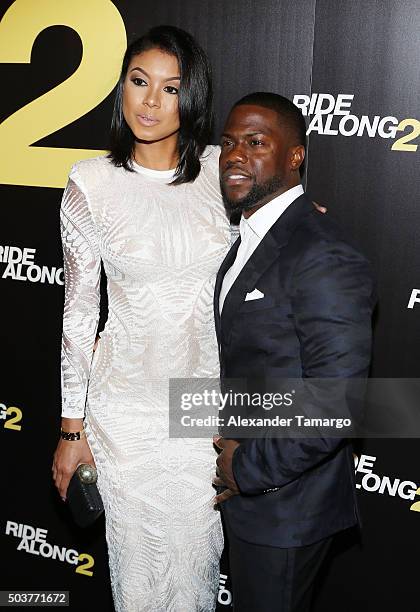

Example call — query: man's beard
[221,174,286,218]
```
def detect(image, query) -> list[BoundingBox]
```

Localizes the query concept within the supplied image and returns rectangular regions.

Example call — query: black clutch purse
[67,464,104,528]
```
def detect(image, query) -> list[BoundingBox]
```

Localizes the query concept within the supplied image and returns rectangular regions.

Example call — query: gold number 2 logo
[410,487,420,513]
[391,119,420,152]
[0,0,127,189]
[76,553,95,577]
[4,406,23,431]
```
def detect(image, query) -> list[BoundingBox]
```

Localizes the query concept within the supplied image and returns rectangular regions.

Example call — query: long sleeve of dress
[60,167,101,418]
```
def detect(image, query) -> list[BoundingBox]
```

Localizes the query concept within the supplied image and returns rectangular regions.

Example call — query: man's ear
[290,145,305,171]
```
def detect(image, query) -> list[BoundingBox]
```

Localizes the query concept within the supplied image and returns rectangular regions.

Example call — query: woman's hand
[313,201,327,213]
[52,436,96,501]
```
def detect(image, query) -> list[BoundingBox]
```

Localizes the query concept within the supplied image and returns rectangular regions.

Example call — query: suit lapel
[214,236,241,344]
[219,194,314,344]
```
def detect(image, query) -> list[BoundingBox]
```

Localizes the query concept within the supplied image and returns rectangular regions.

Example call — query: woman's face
[123,48,181,143]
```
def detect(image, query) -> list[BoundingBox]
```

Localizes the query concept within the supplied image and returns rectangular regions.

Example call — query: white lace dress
[59,146,230,612]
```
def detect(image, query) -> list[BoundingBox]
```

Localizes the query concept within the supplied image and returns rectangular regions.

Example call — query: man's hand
[213,435,240,504]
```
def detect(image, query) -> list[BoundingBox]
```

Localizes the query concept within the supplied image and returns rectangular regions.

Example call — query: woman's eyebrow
[129,67,149,77]
[129,67,180,82]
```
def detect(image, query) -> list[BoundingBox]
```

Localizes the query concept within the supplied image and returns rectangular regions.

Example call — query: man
[213,92,375,611]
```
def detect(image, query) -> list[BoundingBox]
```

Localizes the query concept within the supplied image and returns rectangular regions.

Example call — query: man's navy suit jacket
[214,194,376,548]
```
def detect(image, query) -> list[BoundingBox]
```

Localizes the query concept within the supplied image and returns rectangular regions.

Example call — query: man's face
[219,104,304,216]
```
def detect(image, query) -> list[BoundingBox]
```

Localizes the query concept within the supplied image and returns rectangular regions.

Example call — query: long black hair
[108,25,212,185]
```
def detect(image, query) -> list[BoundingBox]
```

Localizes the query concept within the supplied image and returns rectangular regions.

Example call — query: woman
[52,26,229,612]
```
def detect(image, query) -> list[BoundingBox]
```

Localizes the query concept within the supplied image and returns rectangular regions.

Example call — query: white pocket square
[245,288,265,301]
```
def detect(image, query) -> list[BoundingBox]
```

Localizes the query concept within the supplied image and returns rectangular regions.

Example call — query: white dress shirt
[219,184,304,314]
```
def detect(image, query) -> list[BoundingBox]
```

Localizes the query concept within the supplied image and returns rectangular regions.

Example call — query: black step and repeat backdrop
[1,1,419,610]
